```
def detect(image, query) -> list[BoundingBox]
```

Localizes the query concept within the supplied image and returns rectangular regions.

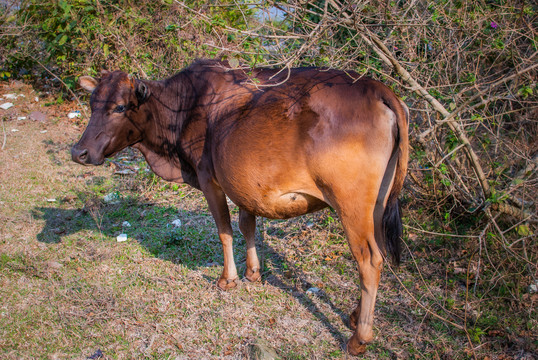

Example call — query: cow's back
[196,65,399,218]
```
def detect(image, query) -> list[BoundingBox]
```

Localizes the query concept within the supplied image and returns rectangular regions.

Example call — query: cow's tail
[380,93,409,266]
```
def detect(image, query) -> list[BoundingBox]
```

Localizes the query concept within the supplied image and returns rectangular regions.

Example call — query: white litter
[17,116,26,120]
[306,287,321,294]
[122,221,131,228]
[47,198,56,202]
[68,111,81,119]
[40,130,48,134]
[529,280,538,294]
[11,129,19,132]
[0,103,14,110]
[3,94,24,100]
[34,97,39,102]
[171,219,182,228]
[116,233,128,242]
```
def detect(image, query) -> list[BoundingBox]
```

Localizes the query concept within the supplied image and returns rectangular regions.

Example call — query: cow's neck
[133,73,206,189]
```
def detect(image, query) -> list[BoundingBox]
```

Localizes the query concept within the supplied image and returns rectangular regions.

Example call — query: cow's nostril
[79,149,88,160]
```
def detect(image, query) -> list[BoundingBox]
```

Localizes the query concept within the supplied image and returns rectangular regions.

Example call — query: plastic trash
[306,287,321,294]
[17,116,26,120]
[3,94,24,100]
[122,221,131,228]
[68,110,81,119]
[171,219,182,227]
[116,234,128,242]
[0,103,14,110]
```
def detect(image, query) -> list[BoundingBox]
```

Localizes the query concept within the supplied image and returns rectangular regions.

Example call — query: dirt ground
[0,80,536,359]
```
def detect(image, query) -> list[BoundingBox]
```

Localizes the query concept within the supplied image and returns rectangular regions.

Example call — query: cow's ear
[136,81,150,104]
[79,76,99,92]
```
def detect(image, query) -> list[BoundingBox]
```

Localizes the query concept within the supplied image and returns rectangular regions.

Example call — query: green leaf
[228,58,239,68]
[58,34,68,45]
[103,43,109,57]
[516,224,532,237]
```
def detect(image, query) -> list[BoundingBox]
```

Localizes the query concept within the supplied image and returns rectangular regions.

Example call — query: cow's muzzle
[71,145,89,165]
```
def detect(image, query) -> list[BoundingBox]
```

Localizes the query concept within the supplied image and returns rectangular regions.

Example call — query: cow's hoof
[346,336,367,356]
[217,277,238,290]
[244,267,261,282]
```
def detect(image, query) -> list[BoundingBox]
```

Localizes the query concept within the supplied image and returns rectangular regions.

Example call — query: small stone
[103,192,121,204]
[29,111,47,122]
[47,261,63,269]
[248,340,280,360]
[87,349,104,359]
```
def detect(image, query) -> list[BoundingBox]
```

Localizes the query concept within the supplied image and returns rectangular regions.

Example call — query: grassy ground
[0,82,536,359]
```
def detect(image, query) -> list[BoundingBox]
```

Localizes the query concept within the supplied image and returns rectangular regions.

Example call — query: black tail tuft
[382,197,402,266]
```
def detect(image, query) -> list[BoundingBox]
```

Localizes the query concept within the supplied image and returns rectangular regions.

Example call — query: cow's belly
[228,187,329,219]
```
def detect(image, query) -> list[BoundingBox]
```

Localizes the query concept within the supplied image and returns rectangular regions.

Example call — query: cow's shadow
[33,197,352,348]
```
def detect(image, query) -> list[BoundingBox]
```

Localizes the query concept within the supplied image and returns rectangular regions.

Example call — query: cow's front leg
[239,209,261,282]
[200,179,238,290]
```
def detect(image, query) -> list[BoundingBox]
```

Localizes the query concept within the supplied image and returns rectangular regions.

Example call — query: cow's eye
[114,105,127,113]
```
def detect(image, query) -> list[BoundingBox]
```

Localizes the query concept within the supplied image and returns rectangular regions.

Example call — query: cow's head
[71,70,150,165]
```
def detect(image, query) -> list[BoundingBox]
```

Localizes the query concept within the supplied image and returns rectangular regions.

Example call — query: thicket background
[1,0,536,358]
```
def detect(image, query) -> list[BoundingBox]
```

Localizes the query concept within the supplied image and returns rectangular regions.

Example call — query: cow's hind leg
[318,170,386,356]
[239,209,261,282]
[338,205,383,356]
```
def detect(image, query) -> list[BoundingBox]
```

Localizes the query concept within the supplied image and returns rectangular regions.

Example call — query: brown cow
[72,59,408,355]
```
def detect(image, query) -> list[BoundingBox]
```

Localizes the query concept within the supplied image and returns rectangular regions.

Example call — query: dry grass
[0,82,536,359]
